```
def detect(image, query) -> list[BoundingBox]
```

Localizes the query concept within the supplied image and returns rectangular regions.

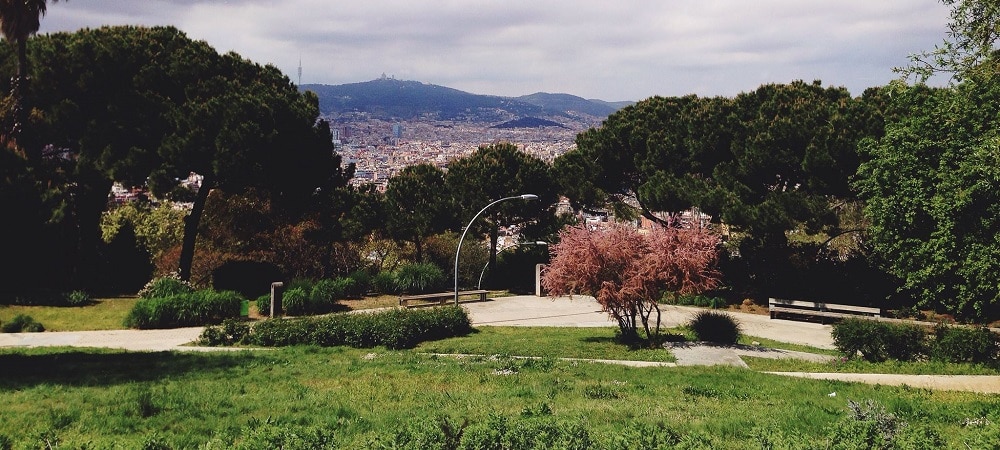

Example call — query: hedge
[202,305,472,349]
[124,289,243,329]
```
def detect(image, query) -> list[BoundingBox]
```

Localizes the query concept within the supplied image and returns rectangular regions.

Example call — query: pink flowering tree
[541,221,721,345]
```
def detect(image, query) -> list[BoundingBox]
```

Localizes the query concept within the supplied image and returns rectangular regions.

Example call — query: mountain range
[300,77,632,123]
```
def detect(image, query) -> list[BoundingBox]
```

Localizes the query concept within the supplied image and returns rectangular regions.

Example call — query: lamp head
[520,194,538,200]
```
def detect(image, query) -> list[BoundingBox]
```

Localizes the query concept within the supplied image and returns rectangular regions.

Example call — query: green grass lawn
[1,330,999,448]
[0,297,138,331]
[418,326,676,362]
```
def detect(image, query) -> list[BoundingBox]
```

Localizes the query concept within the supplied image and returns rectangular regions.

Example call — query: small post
[535,264,544,297]
[270,282,284,318]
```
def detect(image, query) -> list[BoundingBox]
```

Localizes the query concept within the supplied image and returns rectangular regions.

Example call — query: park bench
[768,298,881,323]
[399,290,488,308]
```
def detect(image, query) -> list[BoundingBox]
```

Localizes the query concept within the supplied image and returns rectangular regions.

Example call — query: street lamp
[477,241,547,290]
[455,194,538,305]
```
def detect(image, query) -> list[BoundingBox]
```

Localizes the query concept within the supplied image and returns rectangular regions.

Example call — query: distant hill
[300,78,629,122]
[491,117,570,129]
[516,92,630,118]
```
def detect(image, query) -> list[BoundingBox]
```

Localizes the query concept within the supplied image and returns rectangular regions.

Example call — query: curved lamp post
[455,194,538,305]
[477,241,548,290]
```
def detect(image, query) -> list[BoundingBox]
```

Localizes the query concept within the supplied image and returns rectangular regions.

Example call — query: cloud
[38,0,951,101]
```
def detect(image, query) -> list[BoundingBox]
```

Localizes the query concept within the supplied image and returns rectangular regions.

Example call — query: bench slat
[768,298,880,315]
[399,290,488,307]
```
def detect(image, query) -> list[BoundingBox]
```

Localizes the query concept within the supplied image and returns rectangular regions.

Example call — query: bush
[687,310,741,344]
[832,318,927,362]
[255,294,272,317]
[929,324,1000,365]
[64,290,91,306]
[394,262,445,294]
[124,289,242,329]
[244,305,472,349]
[345,269,371,297]
[1,314,44,333]
[371,270,399,295]
[137,274,194,299]
[199,319,251,346]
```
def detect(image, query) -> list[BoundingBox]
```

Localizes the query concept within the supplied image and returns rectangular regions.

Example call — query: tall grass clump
[687,310,741,344]
[1,314,44,333]
[124,289,242,329]
[393,262,445,294]
[137,274,194,299]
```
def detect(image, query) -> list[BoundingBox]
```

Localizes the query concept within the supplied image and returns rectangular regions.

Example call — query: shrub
[64,290,91,306]
[371,270,399,295]
[199,319,251,346]
[244,305,472,349]
[929,324,1000,364]
[137,274,194,299]
[311,278,349,305]
[255,294,272,316]
[687,310,741,344]
[832,318,927,362]
[280,287,312,316]
[394,262,445,294]
[124,289,242,329]
[1,314,44,333]
[345,269,371,297]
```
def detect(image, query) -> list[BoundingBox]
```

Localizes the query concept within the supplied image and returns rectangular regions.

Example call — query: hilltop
[300,77,631,123]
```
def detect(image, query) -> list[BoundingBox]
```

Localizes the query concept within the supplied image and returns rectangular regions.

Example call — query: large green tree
[900,0,1000,83]
[857,77,1000,319]
[445,143,558,277]
[0,0,61,154]
[0,26,349,290]
[384,163,453,262]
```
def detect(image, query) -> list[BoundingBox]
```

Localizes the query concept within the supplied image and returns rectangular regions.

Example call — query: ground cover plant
[0,345,998,449]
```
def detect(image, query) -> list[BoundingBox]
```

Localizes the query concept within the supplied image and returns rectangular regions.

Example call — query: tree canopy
[857,76,1000,319]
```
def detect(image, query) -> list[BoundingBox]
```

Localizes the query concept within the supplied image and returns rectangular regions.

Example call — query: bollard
[535,264,545,297]
[270,281,284,317]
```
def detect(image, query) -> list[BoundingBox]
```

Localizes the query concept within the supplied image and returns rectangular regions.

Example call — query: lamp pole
[455,194,538,305]
[477,241,547,290]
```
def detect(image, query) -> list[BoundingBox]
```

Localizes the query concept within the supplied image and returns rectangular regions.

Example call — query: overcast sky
[38,0,952,102]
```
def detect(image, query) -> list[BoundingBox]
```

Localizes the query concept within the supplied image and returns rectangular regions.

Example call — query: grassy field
[1,318,999,449]
[0,298,138,331]
[1,344,999,449]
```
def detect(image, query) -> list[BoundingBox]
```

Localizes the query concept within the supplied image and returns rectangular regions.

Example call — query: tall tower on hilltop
[297,56,302,85]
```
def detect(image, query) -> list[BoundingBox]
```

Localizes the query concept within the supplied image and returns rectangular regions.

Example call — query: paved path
[2,295,997,393]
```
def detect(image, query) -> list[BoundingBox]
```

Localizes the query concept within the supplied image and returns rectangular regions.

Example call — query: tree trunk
[179,174,213,282]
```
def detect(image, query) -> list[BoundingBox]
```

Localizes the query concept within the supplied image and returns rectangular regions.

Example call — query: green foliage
[203,419,338,449]
[124,290,242,329]
[929,324,1000,364]
[687,311,741,344]
[831,318,928,362]
[371,271,400,295]
[345,270,371,297]
[245,305,472,350]
[254,294,271,317]
[394,262,446,294]
[856,79,1000,319]
[671,294,727,309]
[1,314,44,333]
[64,290,91,307]
[825,400,944,450]
[384,164,454,262]
[198,319,251,346]
[137,274,195,300]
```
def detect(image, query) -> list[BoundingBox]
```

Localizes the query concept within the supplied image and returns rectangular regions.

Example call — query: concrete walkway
[2,295,998,393]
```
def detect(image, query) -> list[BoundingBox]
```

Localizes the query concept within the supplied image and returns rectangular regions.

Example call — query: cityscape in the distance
[302,76,628,190]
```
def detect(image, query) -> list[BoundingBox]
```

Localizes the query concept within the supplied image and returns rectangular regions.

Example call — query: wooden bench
[768,298,881,323]
[399,290,488,308]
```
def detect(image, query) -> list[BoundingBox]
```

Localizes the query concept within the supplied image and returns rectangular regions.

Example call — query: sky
[38,0,952,102]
